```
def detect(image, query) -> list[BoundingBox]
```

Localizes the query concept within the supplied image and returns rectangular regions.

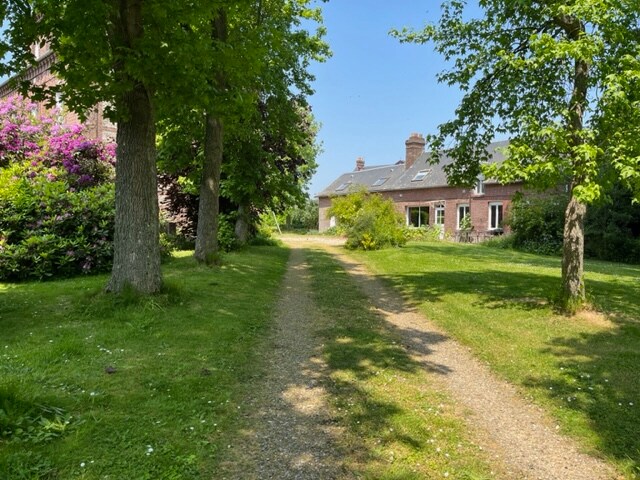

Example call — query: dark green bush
[329,190,406,250]
[507,193,567,256]
[585,184,640,263]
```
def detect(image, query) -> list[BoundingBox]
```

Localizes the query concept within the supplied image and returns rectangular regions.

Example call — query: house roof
[317,139,510,198]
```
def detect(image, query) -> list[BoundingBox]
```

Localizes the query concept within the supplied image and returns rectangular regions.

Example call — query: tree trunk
[234,204,251,244]
[194,114,223,264]
[560,193,586,311]
[555,14,589,313]
[107,83,162,293]
[194,9,227,265]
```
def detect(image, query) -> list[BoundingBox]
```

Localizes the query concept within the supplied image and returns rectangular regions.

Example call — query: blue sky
[307,0,472,196]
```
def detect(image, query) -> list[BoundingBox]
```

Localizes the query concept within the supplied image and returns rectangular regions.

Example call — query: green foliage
[283,197,319,232]
[404,225,445,242]
[394,0,640,305]
[329,191,406,250]
[0,171,115,280]
[585,184,640,263]
[508,193,567,256]
[0,388,75,445]
[217,213,239,253]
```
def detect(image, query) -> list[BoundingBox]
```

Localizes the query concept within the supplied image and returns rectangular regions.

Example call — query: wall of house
[318,182,523,236]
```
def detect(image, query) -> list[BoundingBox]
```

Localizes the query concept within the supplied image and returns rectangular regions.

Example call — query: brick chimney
[405,132,426,169]
[355,156,365,171]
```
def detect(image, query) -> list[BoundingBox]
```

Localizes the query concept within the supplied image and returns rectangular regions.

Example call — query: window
[407,206,429,227]
[474,177,485,195]
[435,204,445,226]
[372,177,389,187]
[335,181,351,192]
[457,204,470,229]
[489,202,503,230]
[412,169,431,182]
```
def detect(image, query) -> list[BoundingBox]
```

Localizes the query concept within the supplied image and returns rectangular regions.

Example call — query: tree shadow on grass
[527,318,640,475]
[347,244,640,475]
[305,248,470,476]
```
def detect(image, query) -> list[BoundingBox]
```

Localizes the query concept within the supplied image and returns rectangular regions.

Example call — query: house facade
[317,133,522,240]
[0,42,116,142]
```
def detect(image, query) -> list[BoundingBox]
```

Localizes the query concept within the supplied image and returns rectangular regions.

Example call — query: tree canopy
[395,0,640,311]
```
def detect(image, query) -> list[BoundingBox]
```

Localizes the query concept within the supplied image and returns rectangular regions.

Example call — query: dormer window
[372,177,389,187]
[412,169,431,182]
[335,181,351,192]
[474,177,485,195]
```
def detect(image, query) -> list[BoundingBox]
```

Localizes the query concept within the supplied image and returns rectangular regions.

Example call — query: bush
[0,96,116,280]
[508,193,566,256]
[329,190,406,250]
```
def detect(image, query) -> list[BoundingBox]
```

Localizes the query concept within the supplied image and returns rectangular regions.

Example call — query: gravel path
[218,246,348,480]
[319,240,618,480]
[218,236,617,479]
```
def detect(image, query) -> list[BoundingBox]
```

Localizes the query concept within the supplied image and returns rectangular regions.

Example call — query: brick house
[317,133,523,240]
[0,42,116,142]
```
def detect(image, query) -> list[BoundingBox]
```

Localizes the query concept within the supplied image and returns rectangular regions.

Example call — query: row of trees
[0,0,327,293]
[397,0,640,312]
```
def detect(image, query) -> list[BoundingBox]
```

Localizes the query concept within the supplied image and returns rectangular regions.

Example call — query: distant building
[317,133,523,240]
[0,41,116,142]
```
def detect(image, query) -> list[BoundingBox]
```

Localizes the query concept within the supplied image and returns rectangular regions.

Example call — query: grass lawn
[349,241,640,478]
[0,247,288,479]
[305,247,500,480]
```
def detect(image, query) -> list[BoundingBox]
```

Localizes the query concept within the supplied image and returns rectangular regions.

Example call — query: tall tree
[395,0,640,312]
[157,0,327,247]
[0,1,221,293]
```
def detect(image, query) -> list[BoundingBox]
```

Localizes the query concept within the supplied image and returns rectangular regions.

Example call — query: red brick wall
[318,182,524,235]
[0,52,116,143]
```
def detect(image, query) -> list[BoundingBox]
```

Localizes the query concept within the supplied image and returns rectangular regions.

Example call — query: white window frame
[474,177,485,195]
[457,204,470,230]
[435,205,445,226]
[412,169,431,182]
[488,202,503,230]
[406,206,429,227]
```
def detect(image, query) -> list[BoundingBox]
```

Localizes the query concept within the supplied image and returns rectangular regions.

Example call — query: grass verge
[305,247,499,479]
[0,247,288,479]
[349,241,640,479]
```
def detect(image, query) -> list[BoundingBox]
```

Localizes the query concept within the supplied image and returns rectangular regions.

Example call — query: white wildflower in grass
[80,462,86,468]
[146,445,154,456]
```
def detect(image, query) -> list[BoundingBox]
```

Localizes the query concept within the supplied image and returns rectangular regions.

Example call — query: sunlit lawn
[349,241,640,478]
[0,247,288,479]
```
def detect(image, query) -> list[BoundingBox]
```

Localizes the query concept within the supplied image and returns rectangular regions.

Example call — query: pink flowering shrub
[0,96,116,280]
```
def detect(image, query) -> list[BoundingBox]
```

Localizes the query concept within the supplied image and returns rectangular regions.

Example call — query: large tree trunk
[561,193,586,310]
[107,83,162,293]
[194,114,223,264]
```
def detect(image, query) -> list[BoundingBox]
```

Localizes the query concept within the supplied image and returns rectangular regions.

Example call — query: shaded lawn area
[0,247,288,479]
[349,241,640,479]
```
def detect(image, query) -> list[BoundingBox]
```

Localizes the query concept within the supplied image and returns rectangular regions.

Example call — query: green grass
[0,247,289,479]
[348,241,640,479]
[305,247,499,479]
